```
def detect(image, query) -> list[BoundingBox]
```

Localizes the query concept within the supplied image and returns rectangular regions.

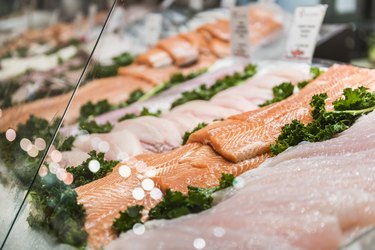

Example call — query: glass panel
[2,1,294,249]
[0,0,115,247]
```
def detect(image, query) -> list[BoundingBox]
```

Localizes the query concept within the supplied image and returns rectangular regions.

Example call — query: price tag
[189,0,204,11]
[144,13,163,46]
[221,0,236,8]
[230,6,250,58]
[285,5,327,63]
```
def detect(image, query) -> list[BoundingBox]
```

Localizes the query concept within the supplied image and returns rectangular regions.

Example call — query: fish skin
[136,47,173,68]
[188,65,375,162]
[157,36,199,67]
[0,75,152,131]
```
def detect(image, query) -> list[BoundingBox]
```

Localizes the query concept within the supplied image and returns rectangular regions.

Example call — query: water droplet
[233,176,245,189]
[27,145,39,157]
[118,165,131,178]
[212,227,225,237]
[117,152,129,162]
[20,138,32,151]
[5,129,16,142]
[38,166,48,177]
[141,178,154,191]
[132,223,145,235]
[98,141,110,153]
[145,168,157,177]
[150,188,163,200]
[50,150,62,162]
[193,238,206,249]
[90,137,101,149]
[35,138,46,150]
[64,172,74,185]
[49,162,60,174]
[132,187,145,200]
[88,160,100,173]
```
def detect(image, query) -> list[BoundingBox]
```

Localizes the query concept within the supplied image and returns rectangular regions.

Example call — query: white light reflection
[118,165,131,178]
[141,178,154,191]
[132,223,145,235]
[5,129,16,142]
[193,238,206,249]
[88,160,100,173]
[132,187,145,200]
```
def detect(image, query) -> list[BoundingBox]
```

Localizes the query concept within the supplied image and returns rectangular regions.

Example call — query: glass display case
[1,1,375,250]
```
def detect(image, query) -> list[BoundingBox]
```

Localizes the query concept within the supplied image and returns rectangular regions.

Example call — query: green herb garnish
[310,66,322,79]
[57,136,75,151]
[271,87,375,155]
[140,68,208,101]
[112,205,144,235]
[79,120,113,134]
[86,52,133,79]
[171,64,257,109]
[182,122,207,145]
[148,173,234,220]
[66,150,119,187]
[118,107,161,122]
[259,82,294,107]
[124,89,145,106]
[79,89,145,121]
[28,174,87,248]
[16,46,28,57]
[80,100,113,121]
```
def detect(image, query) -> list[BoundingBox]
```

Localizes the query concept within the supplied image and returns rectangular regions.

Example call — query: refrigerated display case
[1,1,375,250]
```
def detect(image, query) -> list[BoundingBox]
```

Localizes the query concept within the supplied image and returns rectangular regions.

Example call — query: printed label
[144,13,163,46]
[189,0,204,11]
[230,6,250,58]
[285,5,327,63]
[221,0,236,8]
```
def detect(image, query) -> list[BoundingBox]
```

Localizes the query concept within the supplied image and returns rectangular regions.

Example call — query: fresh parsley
[148,173,234,220]
[112,205,144,235]
[118,107,161,122]
[171,64,257,109]
[271,87,375,155]
[66,150,119,187]
[259,82,294,107]
[79,120,113,134]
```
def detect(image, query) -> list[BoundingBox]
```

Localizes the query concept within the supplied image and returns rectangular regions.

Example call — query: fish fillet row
[71,62,310,160]
[75,142,268,248]
[106,112,375,250]
[188,65,375,162]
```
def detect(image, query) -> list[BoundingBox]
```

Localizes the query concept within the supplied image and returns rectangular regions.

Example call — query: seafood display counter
[1,1,375,250]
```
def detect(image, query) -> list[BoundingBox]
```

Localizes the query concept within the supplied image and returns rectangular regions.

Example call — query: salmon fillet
[198,19,230,42]
[209,38,230,58]
[76,143,268,249]
[0,76,152,130]
[117,64,177,85]
[136,47,173,68]
[188,65,375,162]
[179,32,211,54]
[156,36,199,67]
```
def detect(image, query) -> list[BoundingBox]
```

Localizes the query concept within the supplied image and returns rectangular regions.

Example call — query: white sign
[221,0,236,8]
[189,0,204,11]
[230,6,250,58]
[144,13,163,46]
[285,5,327,63]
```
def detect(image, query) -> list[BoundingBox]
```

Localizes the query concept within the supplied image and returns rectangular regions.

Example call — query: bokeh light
[88,160,100,173]
[5,129,16,142]
[193,238,206,249]
[132,187,145,200]
[141,178,154,191]
[118,165,131,178]
[132,223,145,235]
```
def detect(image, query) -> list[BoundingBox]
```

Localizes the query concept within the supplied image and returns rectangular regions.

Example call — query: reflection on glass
[0,0,115,248]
